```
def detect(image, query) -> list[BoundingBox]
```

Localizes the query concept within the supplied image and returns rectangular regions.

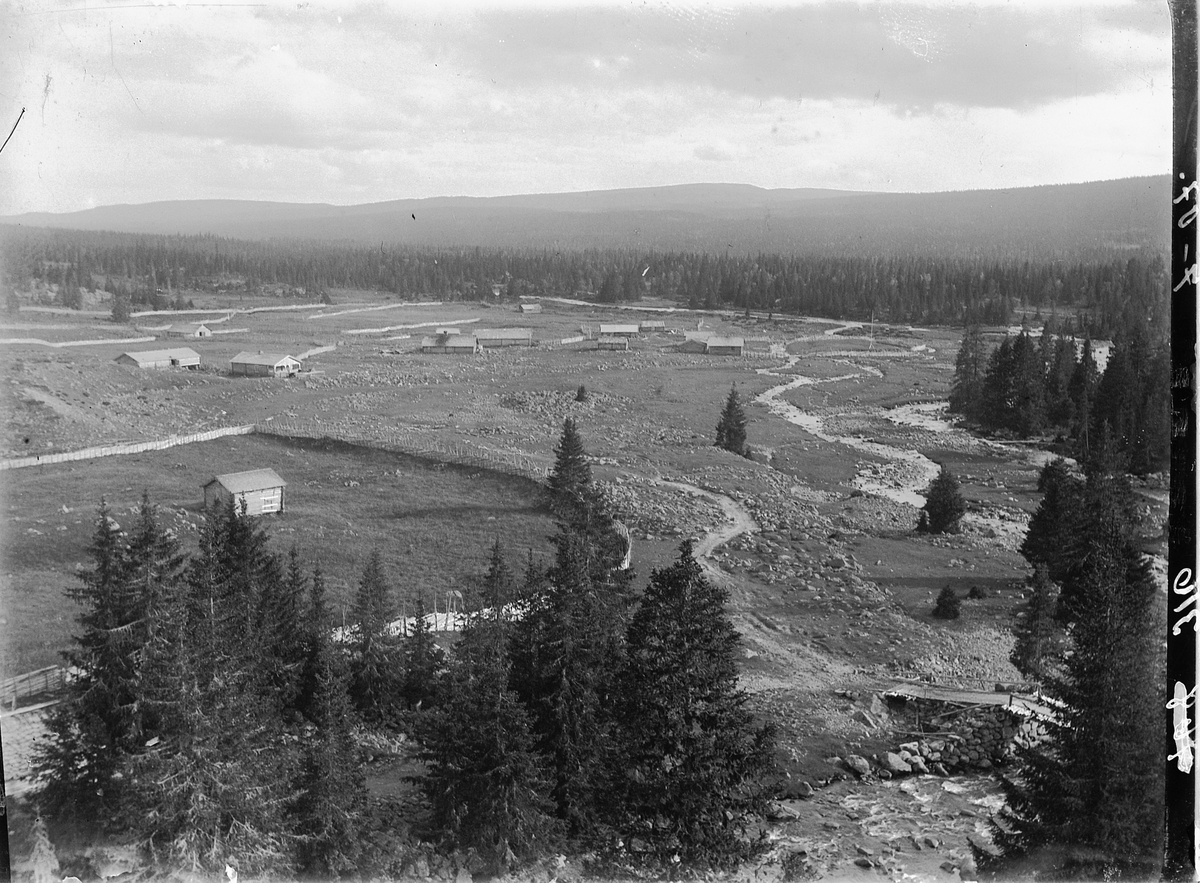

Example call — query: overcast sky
[0,0,1172,214]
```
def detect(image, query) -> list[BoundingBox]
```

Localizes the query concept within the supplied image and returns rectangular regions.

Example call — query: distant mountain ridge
[1,177,1170,257]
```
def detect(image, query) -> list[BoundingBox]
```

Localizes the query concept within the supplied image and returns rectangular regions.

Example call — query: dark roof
[204,468,287,494]
[230,352,299,367]
[116,347,200,364]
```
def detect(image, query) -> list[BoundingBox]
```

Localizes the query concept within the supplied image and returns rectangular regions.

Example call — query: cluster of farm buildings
[420,319,761,356]
[114,306,767,376]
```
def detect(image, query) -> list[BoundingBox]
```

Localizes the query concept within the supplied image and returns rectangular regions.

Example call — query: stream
[755,354,942,509]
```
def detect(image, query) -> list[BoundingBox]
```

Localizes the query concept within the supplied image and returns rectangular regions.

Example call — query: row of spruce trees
[983,457,1164,879]
[34,419,776,878]
[949,319,1169,475]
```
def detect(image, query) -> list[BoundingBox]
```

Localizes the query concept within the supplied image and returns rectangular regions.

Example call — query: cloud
[457,3,1169,111]
[694,144,734,162]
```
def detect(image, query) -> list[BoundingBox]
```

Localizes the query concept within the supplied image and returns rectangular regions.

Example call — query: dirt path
[654,478,758,558]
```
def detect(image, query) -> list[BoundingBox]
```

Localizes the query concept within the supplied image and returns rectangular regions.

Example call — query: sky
[0,0,1173,214]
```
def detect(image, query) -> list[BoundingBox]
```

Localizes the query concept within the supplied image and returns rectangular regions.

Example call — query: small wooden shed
[166,323,212,338]
[230,352,302,377]
[596,335,629,351]
[705,336,745,356]
[476,328,533,348]
[114,347,201,370]
[519,303,543,314]
[203,468,287,515]
[421,334,479,354]
[599,323,639,337]
[639,320,667,332]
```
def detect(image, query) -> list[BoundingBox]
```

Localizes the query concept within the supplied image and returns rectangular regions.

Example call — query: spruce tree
[1020,458,1084,584]
[350,550,398,726]
[949,325,988,421]
[548,417,592,503]
[36,498,184,820]
[984,475,1164,879]
[295,632,365,878]
[714,384,748,456]
[419,584,560,871]
[400,592,444,712]
[921,465,966,534]
[1009,566,1063,683]
[122,503,298,875]
[932,584,961,620]
[612,541,775,869]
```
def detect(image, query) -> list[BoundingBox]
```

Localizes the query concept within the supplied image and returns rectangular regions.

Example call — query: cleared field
[0,431,558,678]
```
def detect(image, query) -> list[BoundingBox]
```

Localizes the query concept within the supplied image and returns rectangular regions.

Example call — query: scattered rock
[854,857,874,868]
[882,752,913,774]
[844,755,871,777]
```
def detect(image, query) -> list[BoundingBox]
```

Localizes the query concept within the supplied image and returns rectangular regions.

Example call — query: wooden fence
[254,420,552,481]
[0,425,257,471]
[0,666,66,710]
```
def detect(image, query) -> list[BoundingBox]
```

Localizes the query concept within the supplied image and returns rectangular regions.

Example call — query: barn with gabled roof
[203,468,287,515]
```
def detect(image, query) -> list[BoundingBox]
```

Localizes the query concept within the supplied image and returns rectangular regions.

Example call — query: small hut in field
[203,468,287,515]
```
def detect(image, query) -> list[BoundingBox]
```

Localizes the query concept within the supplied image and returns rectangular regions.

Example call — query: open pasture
[0,431,558,678]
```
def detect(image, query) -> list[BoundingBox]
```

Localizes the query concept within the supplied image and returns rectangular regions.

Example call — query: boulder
[908,756,930,775]
[854,857,874,868]
[882,752,913,774]
[899,741,920,754]
[844,755,872,777]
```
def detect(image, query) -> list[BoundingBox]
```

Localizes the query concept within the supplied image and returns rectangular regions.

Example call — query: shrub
[922,466,966,534]
[932,584,961,620]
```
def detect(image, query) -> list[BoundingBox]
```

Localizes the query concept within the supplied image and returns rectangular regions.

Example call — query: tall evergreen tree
[1019,458,1085,585]
[949,325,988,420]
[921,465,966,534]
[983,475,1164,879]
[294,631,365,878]
[350,550,398,726]
[548,417,592,503]
[36,499,183,819]
[121,502,298,875]
[714,384,748,456]
[1009,566,1064,683]
[1068,338,1100,457]
[400,592,444,712]
[419,581,560,872]
[611,542,775,869]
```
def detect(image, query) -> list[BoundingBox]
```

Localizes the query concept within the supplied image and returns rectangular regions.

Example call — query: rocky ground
[1,300,1168,881]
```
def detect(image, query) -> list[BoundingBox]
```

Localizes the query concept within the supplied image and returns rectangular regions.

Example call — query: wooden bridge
[884,679,1056,719]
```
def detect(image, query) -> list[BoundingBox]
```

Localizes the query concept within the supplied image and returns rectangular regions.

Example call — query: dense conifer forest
[948,320,1170,475]
[34,424,776,879]
[0,225,1169,339]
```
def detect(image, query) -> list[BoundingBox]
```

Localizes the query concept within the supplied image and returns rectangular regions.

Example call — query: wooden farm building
[421,333,479,354]
[744,335,773,352]
[203,468,287,516]
[166,323,212,338]
[476,328,533,348]
[114,347,201,370]
[599,323,639,337]
[229,352,302,377]
[639,320,667,332]
[519,302,543,314]
[677,332,744,355]
[705,336,745,355]
[595,335,629,351]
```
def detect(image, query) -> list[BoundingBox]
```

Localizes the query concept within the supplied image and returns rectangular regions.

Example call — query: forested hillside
[0,225,1169,338]
[0,177,1168,258]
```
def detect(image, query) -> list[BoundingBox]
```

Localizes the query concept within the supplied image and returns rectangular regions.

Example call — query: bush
[575,384,588,402]
[932,585,961,619]
[922,465,966,534]
[967,584,989,600]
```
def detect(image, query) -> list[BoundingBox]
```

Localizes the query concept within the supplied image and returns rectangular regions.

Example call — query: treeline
[984,457,1164,879]
[0,225,1168,338]
[35,420,775,879]
[948,318,1169,475]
